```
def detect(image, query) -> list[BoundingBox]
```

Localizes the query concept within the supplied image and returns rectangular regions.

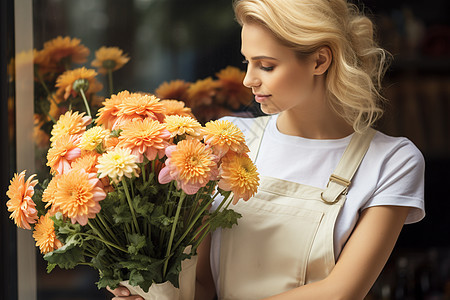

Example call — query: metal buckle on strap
[327,174,351,196]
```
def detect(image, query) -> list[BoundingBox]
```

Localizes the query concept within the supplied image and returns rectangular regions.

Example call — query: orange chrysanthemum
[50,110,92,145]
[114,92,165,128]
[47,134,81,175]
[41,175,60,214]
[203,119,249,157]
[160,99,194,118]
[71,151,101,173]
[219,152,259,204]
[6,171,39,229]
[164,115,203,139]
[95,91,129,129]
[91,46,130,74]
[158,139,219,194]
[215,66,253,109]
[42,36,90,65]
[186,77,220,108]
[33,214,63,254]
[117,118,171,163]
[155,80,190,102]
[55,67,103,100]
[52,169,106,225]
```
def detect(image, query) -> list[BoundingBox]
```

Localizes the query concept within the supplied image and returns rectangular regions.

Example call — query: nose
[243,68,261,88]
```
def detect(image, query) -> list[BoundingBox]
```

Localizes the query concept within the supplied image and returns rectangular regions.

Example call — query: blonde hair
[233,0,391,132]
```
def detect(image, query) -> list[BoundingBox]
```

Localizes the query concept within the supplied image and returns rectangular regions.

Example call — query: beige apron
[219,116,375,300]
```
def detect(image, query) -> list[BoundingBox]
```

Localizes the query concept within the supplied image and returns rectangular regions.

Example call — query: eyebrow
[241,53,279,61]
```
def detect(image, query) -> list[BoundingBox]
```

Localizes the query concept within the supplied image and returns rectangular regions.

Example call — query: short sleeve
[361,137,425,224]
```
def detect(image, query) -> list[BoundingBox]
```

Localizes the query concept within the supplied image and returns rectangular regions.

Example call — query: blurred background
[1,0,449,299]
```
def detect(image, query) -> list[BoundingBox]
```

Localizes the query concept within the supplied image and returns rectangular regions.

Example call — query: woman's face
[241,23,320,115]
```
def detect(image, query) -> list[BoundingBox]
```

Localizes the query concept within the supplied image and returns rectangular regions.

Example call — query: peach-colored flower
[33,214,63,254]
[117,118,171,163]
[91,46,130,74]
[50,110,92,145]
[42,36,90,65]
[5,171,39,229]
[95,91,128,130]
[155,80,190,102]
[158,139,218,194]
[218,152,259,204]
[105,135,120,150]
[164,115,203,139]
[47,134,82,175]
[52,169,106,225]
[160,99,194,118]
[55,67,103,100]
[114,93,165,128]
[215,66,253,110]
[203,119,249,157]
[186,77,219,108]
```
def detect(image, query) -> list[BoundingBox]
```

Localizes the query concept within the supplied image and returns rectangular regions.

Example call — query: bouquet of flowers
[6,36,260,298]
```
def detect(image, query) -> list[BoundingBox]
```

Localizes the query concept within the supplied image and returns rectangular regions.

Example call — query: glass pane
[29,0,243,299]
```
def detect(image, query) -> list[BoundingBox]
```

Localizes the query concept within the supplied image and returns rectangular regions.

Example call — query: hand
[106,286,144,300]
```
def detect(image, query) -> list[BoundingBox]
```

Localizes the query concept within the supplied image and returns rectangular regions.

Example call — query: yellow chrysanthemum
[33,214,63,254]
[52,169,106,225]
[203,119,249,157]
[42,36,90,65]
[96,147,139,183]
[115,92,165,127]
[164,115,203,139]
[50,110,92,145]
[79,126,109,151]
[155,80,190,102]
[158,139,219,195]
[186,77,220,108]
[95,91,128,129]
[91,46,130,74]
[160,99,194,118]
[117,118,171,163]
[215,66,253,109]
[55,67,103,100]
[218,152,259,204]
[6,171,39,230]
[47,134,81,175]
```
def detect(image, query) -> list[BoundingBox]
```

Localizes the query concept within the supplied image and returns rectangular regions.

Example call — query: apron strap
[321,128,376,204]
[247,116,271,161]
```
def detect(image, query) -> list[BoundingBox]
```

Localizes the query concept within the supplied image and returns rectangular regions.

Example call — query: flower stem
[79,88,92,118]
[97,213,121,245]
[122,178,141,235]
[163,191,186,278]
[84,224,128,253]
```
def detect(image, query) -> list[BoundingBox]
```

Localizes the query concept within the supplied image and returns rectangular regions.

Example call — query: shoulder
[368,131,425,168]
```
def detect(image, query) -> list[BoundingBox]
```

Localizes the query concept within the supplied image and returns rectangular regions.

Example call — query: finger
[106,286,130,296]
[112,297,144,300]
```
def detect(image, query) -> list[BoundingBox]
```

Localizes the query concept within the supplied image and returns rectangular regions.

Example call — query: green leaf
[43,237,85,269]
[127,233,146,255]
[113,203,133,224]
[46,263,57,273]
[209,208,242,232]
[132,194,155,217]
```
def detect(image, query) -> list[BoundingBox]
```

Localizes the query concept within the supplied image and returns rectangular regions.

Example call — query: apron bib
[219,116,375,300]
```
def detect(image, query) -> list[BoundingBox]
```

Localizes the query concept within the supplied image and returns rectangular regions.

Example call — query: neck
[276,104,354,140]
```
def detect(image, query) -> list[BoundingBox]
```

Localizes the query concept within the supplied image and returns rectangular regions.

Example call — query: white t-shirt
[210,114,425,290]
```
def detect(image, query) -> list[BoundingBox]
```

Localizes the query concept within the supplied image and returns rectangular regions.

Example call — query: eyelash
[242,59,274,72]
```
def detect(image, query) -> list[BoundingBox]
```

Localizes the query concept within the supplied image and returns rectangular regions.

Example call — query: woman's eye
[260,65,274,71]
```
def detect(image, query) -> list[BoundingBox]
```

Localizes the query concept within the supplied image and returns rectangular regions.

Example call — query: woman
[110,0,425,299]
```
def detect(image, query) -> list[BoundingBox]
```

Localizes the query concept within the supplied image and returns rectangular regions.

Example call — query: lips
[254,94,271,103]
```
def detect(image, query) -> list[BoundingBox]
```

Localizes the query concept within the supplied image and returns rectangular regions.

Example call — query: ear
[313,46,332,75]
